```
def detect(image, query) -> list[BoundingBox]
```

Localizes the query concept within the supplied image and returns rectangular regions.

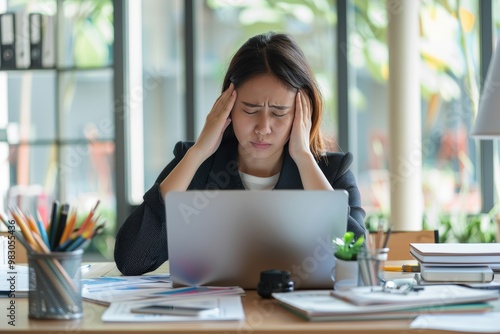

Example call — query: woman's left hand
[289,91,313,161]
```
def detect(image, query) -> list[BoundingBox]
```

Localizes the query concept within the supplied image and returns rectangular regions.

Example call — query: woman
[114,32,366,275]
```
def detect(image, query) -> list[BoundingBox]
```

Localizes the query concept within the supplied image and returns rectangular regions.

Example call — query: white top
[238,171,280,190]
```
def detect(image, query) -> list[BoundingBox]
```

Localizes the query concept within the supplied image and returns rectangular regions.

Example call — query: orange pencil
[9,209,37,250]
[79,217,98,240]
[77,200,100,234]
[59,209,77,246]
[25,212,43,239]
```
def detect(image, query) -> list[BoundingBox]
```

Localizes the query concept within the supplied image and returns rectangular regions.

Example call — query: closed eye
[272,113,287,118]
[243,109,258,115]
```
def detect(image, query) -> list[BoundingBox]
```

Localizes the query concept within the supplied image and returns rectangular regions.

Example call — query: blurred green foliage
[365,208,499,243]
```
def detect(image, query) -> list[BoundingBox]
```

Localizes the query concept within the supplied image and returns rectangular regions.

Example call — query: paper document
[83,283,244,306]
[81,274,171,288]
[0,265,28,297]
[82,285,174,305]
[81,274,172,304]
[144,286,245,299]
[272,290,493,321]
[410,312,500,332]
[331,285,499,307]
[102,296,245,322]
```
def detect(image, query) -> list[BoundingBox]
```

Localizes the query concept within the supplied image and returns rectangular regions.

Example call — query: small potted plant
[332,232,365,290]
[333,231,365,261]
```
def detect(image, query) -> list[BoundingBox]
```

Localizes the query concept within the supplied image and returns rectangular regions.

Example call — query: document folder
[0,13,16,69]
[14,12,30,69]
[29,13,42,68]
[41,15,55,68]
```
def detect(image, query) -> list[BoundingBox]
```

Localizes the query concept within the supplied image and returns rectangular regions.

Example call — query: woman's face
[231,74,296,165]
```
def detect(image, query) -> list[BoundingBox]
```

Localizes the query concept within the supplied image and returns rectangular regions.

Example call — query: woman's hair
[222,32,325,159]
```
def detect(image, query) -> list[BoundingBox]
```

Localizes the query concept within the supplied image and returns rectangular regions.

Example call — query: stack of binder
[409,243,499,284]
[0,11,55,70]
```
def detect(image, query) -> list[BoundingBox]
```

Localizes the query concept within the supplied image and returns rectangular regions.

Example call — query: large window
[0,0,115,259]
[140,0,184,190]
[352,0,483,219]
[136,0,498,238]
[139,0,337,195]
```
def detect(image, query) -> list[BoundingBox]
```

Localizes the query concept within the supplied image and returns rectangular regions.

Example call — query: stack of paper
[82,275,244,306]
[330,285,498,306]
[82,274,246,322]
[410,243,499,284]
[81,274,173,305]
[0,265,29,297]
[273,285,498,321]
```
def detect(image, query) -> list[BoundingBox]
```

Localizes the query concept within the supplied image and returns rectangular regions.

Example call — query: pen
[384,266,403,272]
[131,304,219,316]
[382,224,393,249]
[402,264,420,272]
[80,264,91,272]
[375,221,384,249]
[384,265,420,272]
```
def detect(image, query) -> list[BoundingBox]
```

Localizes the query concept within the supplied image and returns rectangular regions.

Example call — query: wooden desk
[0,262,495,334]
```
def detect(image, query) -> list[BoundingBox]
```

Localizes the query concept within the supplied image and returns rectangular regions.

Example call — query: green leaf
[353,235,365,248]
[343,231,355,245]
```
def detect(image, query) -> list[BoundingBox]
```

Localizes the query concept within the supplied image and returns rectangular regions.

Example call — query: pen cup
[28,249,83,320]
[357,247,389,287]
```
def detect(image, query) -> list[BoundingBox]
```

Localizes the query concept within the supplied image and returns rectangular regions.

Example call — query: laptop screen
[165,190,348,289]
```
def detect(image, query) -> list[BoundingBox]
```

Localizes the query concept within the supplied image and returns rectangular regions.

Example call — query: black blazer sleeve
[114,142,193,275]
[320,152,366,238]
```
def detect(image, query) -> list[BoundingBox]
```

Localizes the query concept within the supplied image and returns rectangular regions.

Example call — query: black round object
[257,269,294,298]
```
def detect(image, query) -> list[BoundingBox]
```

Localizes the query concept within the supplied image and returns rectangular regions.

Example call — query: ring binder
[0,13,16,69]
[14,12,30,69]
[29,13,42,68]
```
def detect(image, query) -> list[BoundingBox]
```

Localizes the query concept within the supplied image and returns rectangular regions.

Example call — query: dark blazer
[114,138,366,276]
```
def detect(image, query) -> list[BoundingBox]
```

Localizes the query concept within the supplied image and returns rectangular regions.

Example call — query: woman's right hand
[160,84,236,196]
[191,83,237,159]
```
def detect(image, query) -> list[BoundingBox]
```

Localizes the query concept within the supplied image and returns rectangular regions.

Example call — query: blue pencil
[55,235,85,252]
[64,236,87,252]
[35,213,50,247]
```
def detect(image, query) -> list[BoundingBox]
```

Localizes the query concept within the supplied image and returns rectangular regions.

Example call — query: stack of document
[0,265,29,297]
[82,275,244,305]
[410,243,499,284]
[82,274,174,305]
[272,285,499,321]
[82,275,246,322]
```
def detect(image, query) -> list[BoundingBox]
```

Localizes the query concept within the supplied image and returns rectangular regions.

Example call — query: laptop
[165,190,348,289]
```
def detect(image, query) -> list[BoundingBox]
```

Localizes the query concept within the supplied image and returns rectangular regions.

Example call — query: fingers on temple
[296,91,307,119]
[300,91,311,120]
[214,83,236,116]
[223,84,237,114]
